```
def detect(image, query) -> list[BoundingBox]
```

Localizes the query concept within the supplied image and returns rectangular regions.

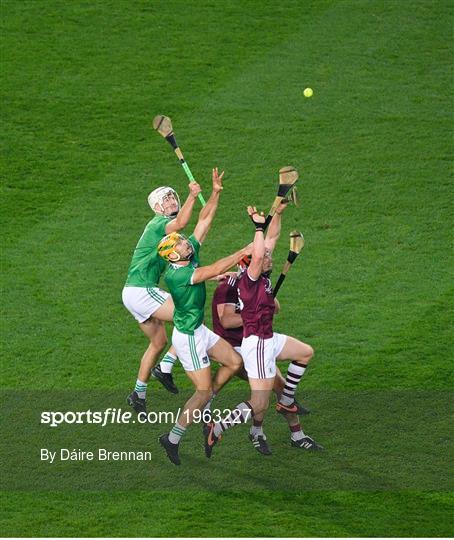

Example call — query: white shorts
[122,286,170,323]
[240,332,287,379]
[172,324,220,372]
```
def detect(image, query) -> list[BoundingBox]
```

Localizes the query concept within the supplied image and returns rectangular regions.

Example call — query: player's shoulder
[220,274,238,289]
[226,274,238,287]
[238,268,257,285]
[214,276,237,296]
[150,214,170,227]
[141,215,168,237]
[166,262,192,281]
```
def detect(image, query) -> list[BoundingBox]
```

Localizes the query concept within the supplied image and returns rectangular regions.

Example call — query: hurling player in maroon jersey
[204,204,323,455]
[210,252,311,455]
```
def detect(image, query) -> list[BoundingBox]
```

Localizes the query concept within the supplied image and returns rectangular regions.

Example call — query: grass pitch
[1,0,453,536]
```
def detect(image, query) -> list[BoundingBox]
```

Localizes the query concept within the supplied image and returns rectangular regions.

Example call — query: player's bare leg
[137,318,168,380]
[233,363,303,453]
[275,337,323,450]
[179,367,213,427]
[248,377,274,414]
[159,366,212,466]
[203,376,275,458]
[244,377,274,455]
[199,338,243,415]
[127,297,174,414]
[149,299,180,394]
[137,296,175,379]
[277,336,314,364]
[208,338,243,393]
[145,297,181,393]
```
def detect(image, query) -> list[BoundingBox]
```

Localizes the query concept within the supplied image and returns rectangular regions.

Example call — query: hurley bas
[41,448,152,463]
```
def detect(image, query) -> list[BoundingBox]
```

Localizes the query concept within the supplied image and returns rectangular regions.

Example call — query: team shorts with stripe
[240,332,287,379]
[172,324,220,372]
[122,286,170,323]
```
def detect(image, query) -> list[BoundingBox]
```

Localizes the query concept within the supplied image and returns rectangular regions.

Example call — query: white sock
[250,424,264,437]
[290,424,305,441]
[159,352,177,374]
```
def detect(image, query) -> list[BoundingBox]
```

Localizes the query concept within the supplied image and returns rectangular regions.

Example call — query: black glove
[249,211,266,232]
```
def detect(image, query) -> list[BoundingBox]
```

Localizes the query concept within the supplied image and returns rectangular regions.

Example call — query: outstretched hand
[212,167,224,193]
[247,206,266,230]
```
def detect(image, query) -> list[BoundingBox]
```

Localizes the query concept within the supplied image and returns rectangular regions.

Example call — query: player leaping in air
[156,168,251,466]
[204,205,323,456]
[122,179,201,414]
[211,210,311,455]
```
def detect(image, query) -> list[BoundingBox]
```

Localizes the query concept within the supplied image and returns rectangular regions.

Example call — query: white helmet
[147,186,181,218]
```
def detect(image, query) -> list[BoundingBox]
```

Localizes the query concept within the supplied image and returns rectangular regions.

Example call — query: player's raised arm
[247,206,266,280]
[191,243,252,284]
[264,200,288,252]
[166,181,201,234]
[192,168,224,244]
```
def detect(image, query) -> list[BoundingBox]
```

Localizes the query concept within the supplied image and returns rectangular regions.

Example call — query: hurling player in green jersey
[122,180,201,414]
[156,169,252,465]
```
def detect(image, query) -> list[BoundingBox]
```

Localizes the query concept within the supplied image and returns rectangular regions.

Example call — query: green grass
[1,0,453,536]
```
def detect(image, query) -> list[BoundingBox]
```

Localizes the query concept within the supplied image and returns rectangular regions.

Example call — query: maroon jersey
[211,275,243,348]
[237,270,275,339]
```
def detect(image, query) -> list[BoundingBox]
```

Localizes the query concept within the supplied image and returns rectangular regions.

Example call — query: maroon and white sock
[214,401,253,437]
[289,422,305,441]
[279,361,307,406]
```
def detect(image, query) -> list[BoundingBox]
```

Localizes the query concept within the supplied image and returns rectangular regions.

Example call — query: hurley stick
[265,166,299,228]
[273,231,305,297]
[153,115,206,206]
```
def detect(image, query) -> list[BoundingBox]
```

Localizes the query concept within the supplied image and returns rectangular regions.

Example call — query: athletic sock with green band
[134,379,147,399]
[159,351,177,374]
[168,422,186,444]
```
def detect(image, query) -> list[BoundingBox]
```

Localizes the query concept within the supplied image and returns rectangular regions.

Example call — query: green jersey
[164,234,205,335]
[125,215,170,288]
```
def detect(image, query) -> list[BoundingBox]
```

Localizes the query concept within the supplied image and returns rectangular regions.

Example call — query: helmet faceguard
[158,232,194,262]
[148,187,181,218]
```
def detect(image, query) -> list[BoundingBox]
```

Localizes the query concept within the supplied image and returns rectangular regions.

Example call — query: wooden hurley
[273,231,305,297]
[152,115,206,206]
[265,166,299,228]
